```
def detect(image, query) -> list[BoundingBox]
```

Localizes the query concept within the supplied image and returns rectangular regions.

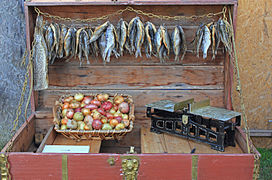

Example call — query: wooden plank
[187,138,218,154]
[29,5,223,26]
[48,66,224,90]
[38,89,224,108]
[52,135,101,153]
[1,114,35,153]
[163,133,192,153]
[141,127,167,153]
[26,0,237,6]
[198,154,254,180]
[36,125,56,153]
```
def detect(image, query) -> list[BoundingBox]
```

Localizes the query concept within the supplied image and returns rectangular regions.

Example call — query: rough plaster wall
[0,0,31,149]
[233,0,272,147]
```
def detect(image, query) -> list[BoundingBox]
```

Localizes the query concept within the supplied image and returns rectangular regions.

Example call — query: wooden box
[1,0,260,179]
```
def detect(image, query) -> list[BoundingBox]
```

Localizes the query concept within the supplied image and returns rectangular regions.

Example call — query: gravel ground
[0,0,31,150]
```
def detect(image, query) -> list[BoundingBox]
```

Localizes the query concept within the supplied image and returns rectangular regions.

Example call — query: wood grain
[1,114,35,153]
[141,127,167,153]
[197,154,254,180]
[48,65,224,89]
[26,0,237,6]
[36,125,56,153]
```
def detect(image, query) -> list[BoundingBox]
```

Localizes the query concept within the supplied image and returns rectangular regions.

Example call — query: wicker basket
[53,93,135,140]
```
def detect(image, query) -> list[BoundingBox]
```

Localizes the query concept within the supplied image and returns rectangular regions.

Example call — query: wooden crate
[1,0,260,179]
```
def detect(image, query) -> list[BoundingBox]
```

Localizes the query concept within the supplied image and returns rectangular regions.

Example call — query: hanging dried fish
[89,21,110,43]
[81,29,90,64]
[144,21,156,58]
[135,18,145,58]
[116,18,128,56]
[98,32,107,61]
[45,24,54,61]
[178,26,187,61]
[33,15,48,90]
[58,24,68,58]
[217,18,233,55]
[103,23,119,63]
[171,26,181,61]
[86,27,99,58]
[128,17,139,52]
[155,25,170,62]
[201,25,211,59]
[210,23,218,60]
[64,27,76,61]
[192,24,204,58]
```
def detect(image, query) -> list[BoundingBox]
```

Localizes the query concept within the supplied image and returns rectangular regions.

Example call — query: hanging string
[34,6,226,22]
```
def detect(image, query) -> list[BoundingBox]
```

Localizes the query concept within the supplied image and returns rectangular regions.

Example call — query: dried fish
[155,26,163,56]
[171,27,181,61]
[58,24,68,58]
[135,18,145,58]
[98,32,106,60]
[81,29,90,64]
[45,25,54,61]
[86,27,99,58]
[144,21,156,58]
[201,25,211,59]
[33,15,48,90]
[210,24,217,60]
[116,19,128,56]
[217,18,233,55]
[162,26,170,56]
[89,21,110,43]
[103,24,117,63]
[75,28,84,57]
[178,26,187,61]
[64,27,75,58]
[128,17,139,52]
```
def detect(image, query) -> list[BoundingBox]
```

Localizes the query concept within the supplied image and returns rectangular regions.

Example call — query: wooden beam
[25,0,238,6]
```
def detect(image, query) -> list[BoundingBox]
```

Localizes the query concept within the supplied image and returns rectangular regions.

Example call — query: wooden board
[1,114,35,153]
[141,127,244,154]
[48,65,224,89]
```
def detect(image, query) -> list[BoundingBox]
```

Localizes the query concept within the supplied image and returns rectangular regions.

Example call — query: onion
[92,112,101,120]
[97,94,104,102]
[74,107,82,113]
[62,102,70,110]
[84,115,93,125]
[83,96,92,105]
[106,112,114,119]
[81,108,91,116]
[67,119,77,129]
[101,101,113,111]
[115,116,122,123]
[103,94,109,101]
[84,104,98,110]
[64,96,74,103]
[92,120,102,130]
[74,93,84,102]
[91,99,101,106]
[114,95,124,105]
[97,108,106,116]
[109,119,119,128]
[122,114,129,120]
[122,120,130,127]
[69,101,80,109]
[73,112,84,121]
[66,109,75,119]
[118,102,129,114]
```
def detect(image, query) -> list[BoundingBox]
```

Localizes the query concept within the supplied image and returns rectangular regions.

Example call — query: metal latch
[121,147,139,180]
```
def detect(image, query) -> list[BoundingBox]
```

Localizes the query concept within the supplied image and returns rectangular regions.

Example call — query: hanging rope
[34,6,226,22]
[227,7,260,180]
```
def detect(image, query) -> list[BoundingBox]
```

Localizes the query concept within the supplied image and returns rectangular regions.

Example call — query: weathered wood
[197,154,254,180]
[1,114,35,153]
[163,133,192,153]
[48,65,224,89]
[141,127,167,153]
[26,0,237,6]
[38,89,224,108]
[36,125,56,153]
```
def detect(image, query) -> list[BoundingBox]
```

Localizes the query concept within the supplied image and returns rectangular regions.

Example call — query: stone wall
[0,0,30,149]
